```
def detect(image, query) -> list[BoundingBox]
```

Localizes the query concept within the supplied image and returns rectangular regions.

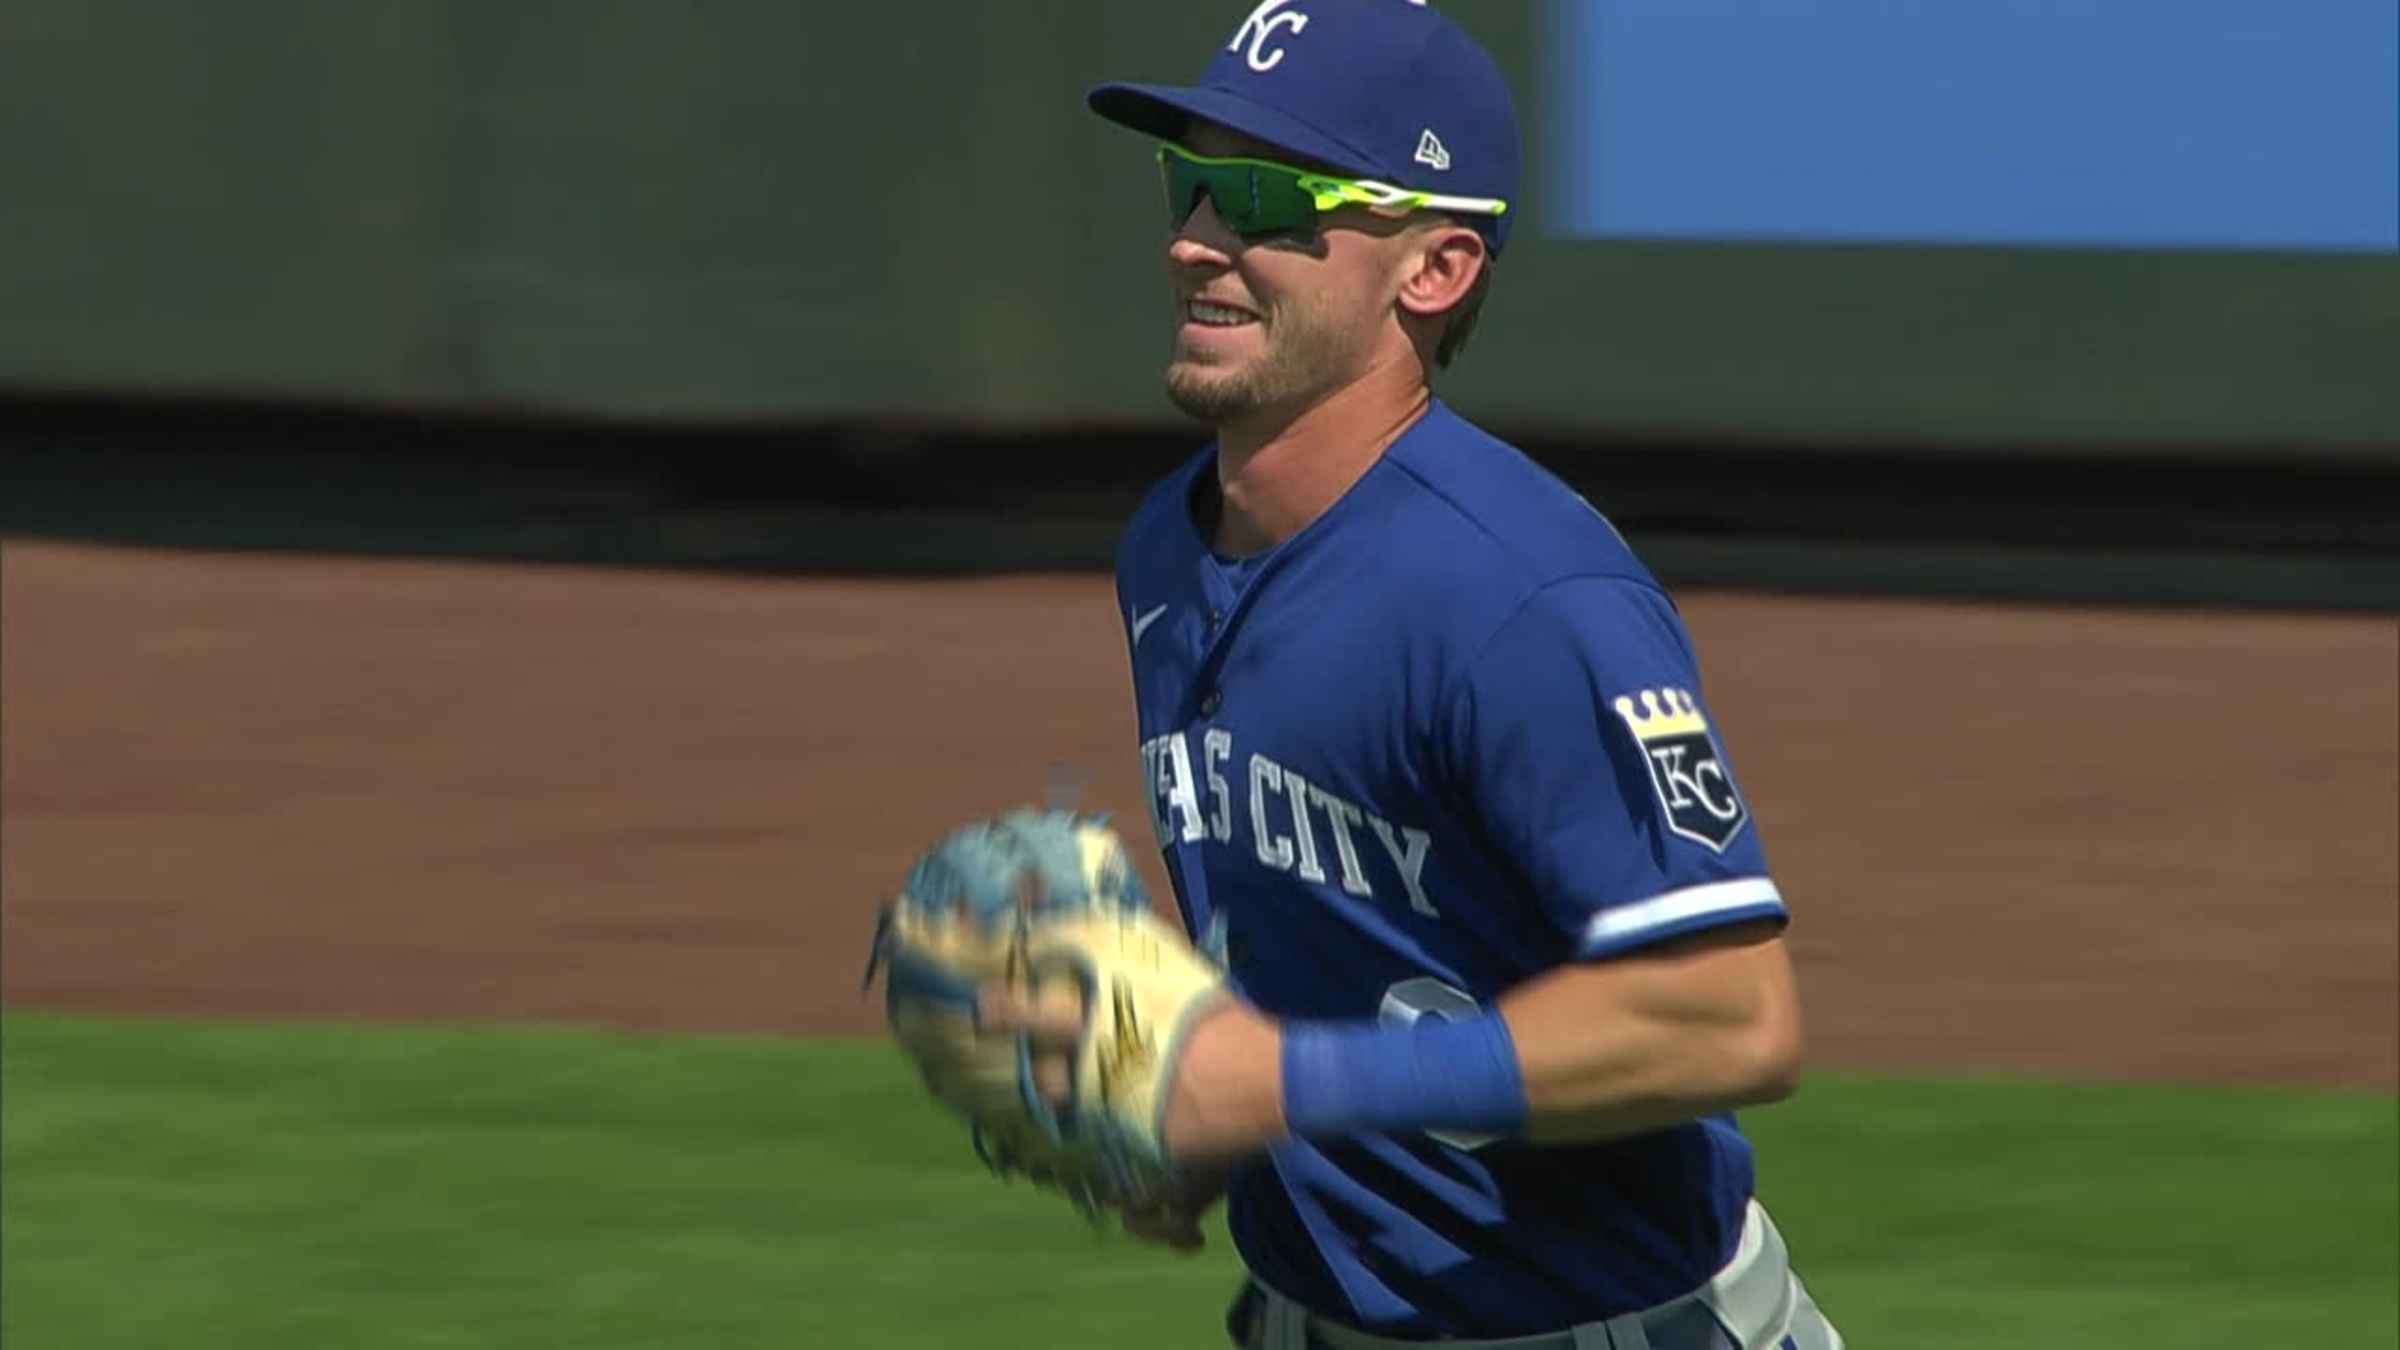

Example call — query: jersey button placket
[1192,561,1238,723]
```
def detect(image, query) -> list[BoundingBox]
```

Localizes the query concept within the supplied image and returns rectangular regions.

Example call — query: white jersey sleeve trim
[1579,877,1785,953]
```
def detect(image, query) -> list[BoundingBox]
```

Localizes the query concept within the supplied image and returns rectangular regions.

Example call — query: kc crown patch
[1610,687,1749,852]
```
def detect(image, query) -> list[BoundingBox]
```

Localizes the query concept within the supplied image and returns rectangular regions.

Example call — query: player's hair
[1434,259,1494,370]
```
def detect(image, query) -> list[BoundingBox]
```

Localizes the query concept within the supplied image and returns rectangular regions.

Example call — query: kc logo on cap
[1229,0,1311,73]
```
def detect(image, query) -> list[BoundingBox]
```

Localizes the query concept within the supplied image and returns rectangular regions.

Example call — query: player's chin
[1170,321,1262,365]
[1164,363,1258,423]
[1166,347,1239,380]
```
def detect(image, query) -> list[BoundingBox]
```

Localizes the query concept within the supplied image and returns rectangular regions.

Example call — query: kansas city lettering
[1143,730,1438,917]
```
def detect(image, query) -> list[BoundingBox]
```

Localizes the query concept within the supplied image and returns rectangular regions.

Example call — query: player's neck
[1211,357,1430,557]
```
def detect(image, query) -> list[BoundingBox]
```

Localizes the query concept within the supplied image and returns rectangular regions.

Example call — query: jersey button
[1199,690,1222,716]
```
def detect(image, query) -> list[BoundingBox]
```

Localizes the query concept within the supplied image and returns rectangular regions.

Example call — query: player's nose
[1168,196,1239,270]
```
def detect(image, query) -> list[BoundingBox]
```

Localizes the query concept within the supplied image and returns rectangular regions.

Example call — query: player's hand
[975,985,1287,1163]
[974,981,1085,1103]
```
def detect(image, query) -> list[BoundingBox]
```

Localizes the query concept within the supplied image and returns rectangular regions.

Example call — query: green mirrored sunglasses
[1156,143,1508,239]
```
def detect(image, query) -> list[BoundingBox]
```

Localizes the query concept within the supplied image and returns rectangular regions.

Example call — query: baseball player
[980,4,1845,1346]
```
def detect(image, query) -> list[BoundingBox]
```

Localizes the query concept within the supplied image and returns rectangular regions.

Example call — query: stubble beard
[1164,299,1358,429]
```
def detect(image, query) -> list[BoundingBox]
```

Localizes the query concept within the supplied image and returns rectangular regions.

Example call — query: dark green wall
[5,2,2394,453]
[5,2,459,400]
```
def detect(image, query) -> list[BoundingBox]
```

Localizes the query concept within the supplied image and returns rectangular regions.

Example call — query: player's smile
[1175,292,1264,353]
[1183,298,1259,332]
[1185,298,1257,327]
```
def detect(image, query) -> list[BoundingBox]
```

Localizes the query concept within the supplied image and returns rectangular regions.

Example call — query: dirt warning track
[4,540,2392,1086]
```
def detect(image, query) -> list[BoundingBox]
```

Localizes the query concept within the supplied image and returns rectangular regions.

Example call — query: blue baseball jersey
[1115,400,1790,1338]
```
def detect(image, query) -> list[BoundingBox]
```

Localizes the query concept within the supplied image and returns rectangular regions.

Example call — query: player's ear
[1395,224,1488,322]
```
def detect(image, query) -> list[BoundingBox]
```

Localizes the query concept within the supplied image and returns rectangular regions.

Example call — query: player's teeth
[1188,302,1252,326]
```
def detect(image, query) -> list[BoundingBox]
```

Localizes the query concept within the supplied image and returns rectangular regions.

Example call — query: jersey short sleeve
[1440,576,1787,958]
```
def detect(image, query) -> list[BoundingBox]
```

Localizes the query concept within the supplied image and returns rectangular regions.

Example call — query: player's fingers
[1030,1048,1073,1105]
[974,983,1021,1032]
[976,980,1085,1048]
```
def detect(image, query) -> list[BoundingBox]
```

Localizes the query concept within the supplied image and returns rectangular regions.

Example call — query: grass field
[5,1012,2393,1349]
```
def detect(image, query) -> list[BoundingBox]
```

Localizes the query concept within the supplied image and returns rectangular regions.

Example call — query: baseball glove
[863,808,1228,1215]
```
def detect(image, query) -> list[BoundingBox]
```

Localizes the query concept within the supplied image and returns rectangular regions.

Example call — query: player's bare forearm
[1501,919,1803,1143]
[1160,920,1799,1158]
[1160,999,1288,1160]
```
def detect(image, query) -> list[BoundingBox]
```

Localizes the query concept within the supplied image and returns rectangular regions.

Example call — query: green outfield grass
[4,1012,2392,1349]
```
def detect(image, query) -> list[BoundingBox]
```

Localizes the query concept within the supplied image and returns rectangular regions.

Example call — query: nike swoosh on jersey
[1130,603,1170,645]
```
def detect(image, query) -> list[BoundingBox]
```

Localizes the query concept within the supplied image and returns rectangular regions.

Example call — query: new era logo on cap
[1414,129,1452,171]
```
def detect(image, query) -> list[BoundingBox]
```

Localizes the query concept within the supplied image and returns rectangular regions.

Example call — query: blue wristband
[1281,1013,1530,1139]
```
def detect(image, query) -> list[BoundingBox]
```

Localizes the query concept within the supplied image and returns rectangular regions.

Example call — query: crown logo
[1610,687,1710,741]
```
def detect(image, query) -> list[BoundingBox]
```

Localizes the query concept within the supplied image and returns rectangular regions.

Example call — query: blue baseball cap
[1088,0,1523,253]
